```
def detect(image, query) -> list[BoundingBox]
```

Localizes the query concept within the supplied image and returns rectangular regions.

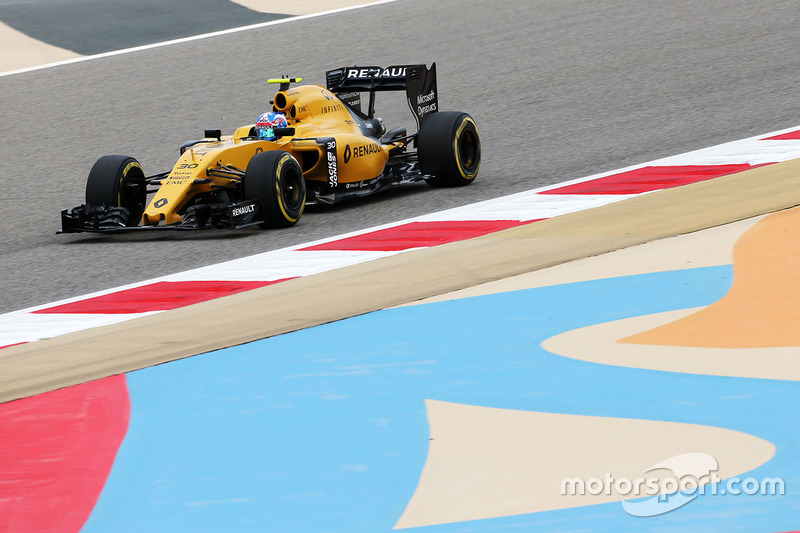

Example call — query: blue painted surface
[82,265,800,532]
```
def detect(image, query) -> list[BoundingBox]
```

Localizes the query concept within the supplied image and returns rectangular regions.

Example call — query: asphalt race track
[0,0,288,55]
[2,0,800,314]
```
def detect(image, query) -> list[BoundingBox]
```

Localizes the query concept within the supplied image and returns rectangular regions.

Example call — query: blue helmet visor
[256,127,276,141]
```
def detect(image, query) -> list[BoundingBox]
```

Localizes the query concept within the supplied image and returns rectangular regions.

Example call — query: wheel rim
[282,166,304,211]
[457,122,480,176]
[120,181,143,208]
[119,163,145,225]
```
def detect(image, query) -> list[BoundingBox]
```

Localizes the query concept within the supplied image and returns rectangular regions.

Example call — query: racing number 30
[326,140,338,188]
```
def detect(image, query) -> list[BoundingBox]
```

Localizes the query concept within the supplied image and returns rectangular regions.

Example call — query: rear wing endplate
[325,63,439,128]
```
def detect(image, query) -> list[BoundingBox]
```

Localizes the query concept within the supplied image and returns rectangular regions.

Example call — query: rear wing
[325,63,439,128]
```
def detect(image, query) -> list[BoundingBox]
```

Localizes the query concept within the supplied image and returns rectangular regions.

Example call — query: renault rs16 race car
[59,63,481,233]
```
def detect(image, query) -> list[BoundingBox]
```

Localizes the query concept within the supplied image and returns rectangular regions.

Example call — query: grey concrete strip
[0,0,286,55]
[2,158,800,404]
[0,19,79,71]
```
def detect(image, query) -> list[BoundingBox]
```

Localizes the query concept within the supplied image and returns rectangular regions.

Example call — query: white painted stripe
[0,0,401,78]
[414,194,635,222]
[656,139,800,166]
[161,249,405,282]
[0,312,160,346]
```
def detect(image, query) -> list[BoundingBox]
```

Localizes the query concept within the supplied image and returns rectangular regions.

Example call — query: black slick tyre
[417,111,481,187]
[243,151,305,228]
[85,155,147,226]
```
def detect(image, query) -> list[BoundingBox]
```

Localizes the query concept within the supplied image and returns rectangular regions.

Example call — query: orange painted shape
[623,206,800,348]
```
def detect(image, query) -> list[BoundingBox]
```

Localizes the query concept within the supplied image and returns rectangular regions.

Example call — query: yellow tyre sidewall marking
[453,117,480,180]
[117,161,143,207]
[274,155,301,223]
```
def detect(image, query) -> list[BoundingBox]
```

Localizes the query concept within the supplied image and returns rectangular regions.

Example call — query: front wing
[59,200,263,233]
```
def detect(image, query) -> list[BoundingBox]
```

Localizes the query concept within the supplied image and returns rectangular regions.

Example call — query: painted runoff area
[3,127,800,531]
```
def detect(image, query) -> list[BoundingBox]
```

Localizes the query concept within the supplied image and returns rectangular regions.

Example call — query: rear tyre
[244,151,305,228]
[85,155,146,226]
[418,111,481,187]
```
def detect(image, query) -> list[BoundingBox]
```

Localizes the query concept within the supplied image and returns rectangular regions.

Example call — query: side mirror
[204,129,222,140]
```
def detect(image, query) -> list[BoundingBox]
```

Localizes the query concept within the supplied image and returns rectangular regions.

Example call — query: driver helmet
[255,112,288,141]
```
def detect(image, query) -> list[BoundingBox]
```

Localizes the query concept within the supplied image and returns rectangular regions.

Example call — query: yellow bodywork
[143,84,395,226]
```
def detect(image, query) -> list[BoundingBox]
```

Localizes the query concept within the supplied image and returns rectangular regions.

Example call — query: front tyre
[418,111,481,187]
[244,151,305,228]
[85,155,147,226]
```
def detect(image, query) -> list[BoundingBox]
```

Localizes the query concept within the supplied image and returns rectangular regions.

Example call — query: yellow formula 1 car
[60,63,481,233]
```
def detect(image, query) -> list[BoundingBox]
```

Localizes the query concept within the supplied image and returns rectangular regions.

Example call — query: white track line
[0,0,401,78]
